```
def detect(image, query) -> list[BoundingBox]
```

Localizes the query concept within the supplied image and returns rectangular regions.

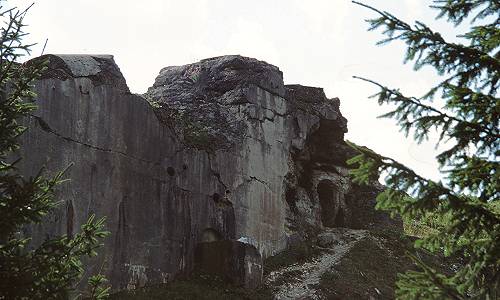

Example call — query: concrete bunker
[195,227,263,288]
[317,179,345,227]
[194,240,263,289]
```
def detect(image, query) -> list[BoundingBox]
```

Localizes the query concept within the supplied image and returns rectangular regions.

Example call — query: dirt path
[265,228,368,300]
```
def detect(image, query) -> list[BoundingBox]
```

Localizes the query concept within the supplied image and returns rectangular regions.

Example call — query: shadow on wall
[317,180,345,228]
[202,228,223,243]
[194,227,263,289]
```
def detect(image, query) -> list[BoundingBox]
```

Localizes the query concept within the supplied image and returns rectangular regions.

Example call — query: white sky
[8,0,471,181]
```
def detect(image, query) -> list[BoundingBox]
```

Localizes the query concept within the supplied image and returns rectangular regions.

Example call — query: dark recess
[167,167,175,176]
[317,180,337,227]
[212,193,221,203]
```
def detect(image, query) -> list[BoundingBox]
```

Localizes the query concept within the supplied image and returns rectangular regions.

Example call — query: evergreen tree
[0,2,109,299]
[349,1,499,299]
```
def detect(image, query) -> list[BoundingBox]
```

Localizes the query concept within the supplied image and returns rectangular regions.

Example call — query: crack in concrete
[247,116,277,124]
[206,152,228,190]
[248,175,271,189]
[29,114,162,166]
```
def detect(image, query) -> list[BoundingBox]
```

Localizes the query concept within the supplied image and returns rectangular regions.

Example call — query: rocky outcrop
[19,54,400,291]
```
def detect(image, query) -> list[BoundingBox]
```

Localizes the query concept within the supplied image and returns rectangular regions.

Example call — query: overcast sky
[8,0,470,181]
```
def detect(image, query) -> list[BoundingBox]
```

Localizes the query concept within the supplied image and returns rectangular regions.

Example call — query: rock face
[19,54,400,290]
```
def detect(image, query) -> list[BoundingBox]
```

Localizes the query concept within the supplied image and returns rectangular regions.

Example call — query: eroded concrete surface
[19,54,400,290]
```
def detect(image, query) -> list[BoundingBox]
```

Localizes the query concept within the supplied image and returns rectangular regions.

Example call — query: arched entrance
[317,180,345,227]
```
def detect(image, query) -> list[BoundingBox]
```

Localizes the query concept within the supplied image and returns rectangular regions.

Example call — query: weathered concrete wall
[19,54,399,290]
[194,240,263,289]
[20,55,236,289]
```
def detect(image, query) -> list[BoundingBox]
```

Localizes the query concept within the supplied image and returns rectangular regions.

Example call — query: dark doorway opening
[317,179,346,227]
[318,180,336,227]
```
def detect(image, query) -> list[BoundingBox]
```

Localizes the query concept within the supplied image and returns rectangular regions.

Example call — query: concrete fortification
[19,54,399,290]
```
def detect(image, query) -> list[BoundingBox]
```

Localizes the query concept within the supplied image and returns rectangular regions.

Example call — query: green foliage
[86,272,111,300]
[0,1,109,299]
[402,210,451,238]
[350,1,499,299]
